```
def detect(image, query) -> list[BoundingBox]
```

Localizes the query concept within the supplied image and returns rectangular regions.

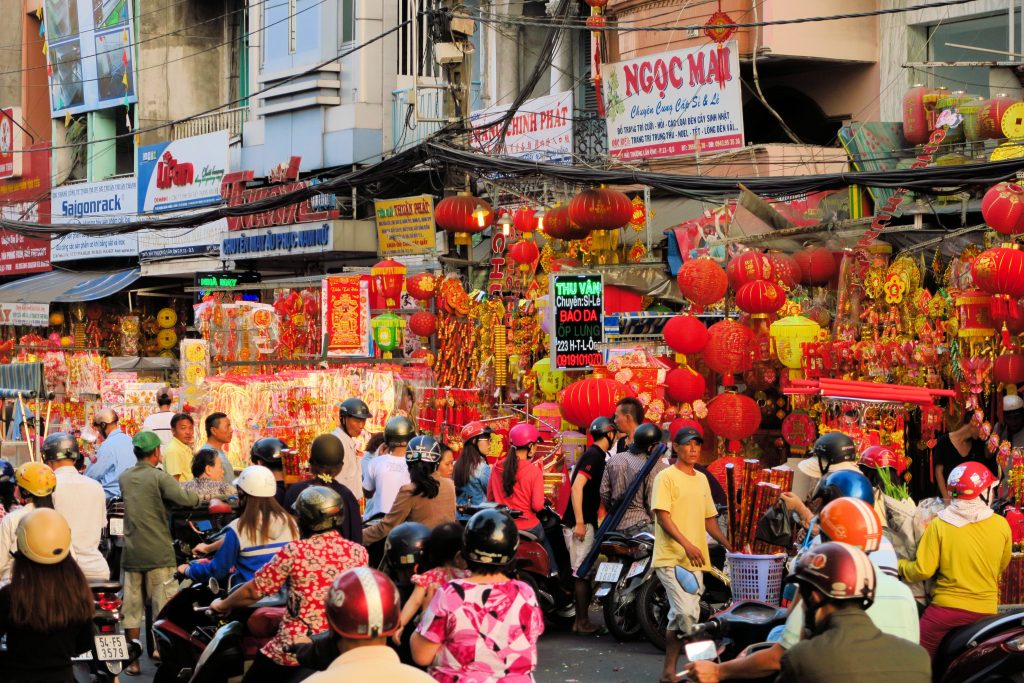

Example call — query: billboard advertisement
[601,42,744,161]
[470,91,574,164]
[373,195,437,257]
[50,177,138,261]
[0,108,23,179]
[138,130,230,213]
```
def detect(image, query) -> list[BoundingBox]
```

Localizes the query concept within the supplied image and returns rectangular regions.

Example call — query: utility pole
[435,1,475,155]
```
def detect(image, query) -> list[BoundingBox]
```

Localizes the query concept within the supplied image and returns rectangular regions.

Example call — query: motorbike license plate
[94,635,128,661]
[626,558,648,579]
[108,517,124,537]
[595,562,623,583]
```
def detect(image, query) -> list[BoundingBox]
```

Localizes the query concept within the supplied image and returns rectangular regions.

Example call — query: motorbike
[593,529,655,641]
[933,609,1024,683]
[99,497,124,580]
[169,499,236,566]
[62,580,143,681]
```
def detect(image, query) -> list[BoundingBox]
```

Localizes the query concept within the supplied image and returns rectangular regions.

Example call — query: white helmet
[233,465,277,498]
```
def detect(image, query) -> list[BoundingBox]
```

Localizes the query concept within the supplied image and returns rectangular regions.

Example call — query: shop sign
[50,177,138,261]
[602,42,744,160]
[0,302,48,327]
[322,275,371,357]
[373,194,436,257]
[470,91,574,164]
[0,227,50,275]
[221,156,339,231]
[137,218,224,261]
[193,270,261,303]
[488,227,517,297]
[138,130,229,213]
[0,107,22,179]
[220,221,336,259]
[550,273,604,370]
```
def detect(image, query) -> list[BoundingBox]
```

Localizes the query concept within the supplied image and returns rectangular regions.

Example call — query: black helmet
[384,522,430,568]
[384,416,416,447]
[250,438,291,468]
[629,423,663,455]
[589,417,616,443]
[405,436,442,465]
[810,432,857,477]
[41,432,80,462]
[310,434,345,469]
[292,485,345,534]
[464,509,519,566]
[339,398,372,421]
[0,459,14,485]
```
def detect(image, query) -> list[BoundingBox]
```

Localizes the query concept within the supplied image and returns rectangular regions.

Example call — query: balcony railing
[171,106,249,140]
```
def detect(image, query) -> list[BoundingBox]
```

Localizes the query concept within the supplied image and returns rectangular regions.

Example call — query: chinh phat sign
[469,91,574,164]
[551,273,604,370]
[374,195,436,257]
[602,42,744,161]
[0,302,48,327]
[220,222,338,259]
[138,130,229,213]
[322,275,371,357]
[221,157,339,231]
[50,177,138,261]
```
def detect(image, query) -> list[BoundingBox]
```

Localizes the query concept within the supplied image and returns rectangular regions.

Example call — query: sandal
[123,663,142,677]
[572,623,605,635]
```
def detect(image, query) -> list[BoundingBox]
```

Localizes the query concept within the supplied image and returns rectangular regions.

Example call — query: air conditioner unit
[434,43,465,65]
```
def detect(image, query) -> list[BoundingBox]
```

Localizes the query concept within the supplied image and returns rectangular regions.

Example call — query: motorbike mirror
[684,640,718,662]
[208,577,221,594]
[675,566,700,594]
[208,499,233,515]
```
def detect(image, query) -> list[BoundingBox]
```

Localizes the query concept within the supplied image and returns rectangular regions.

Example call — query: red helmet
[509,423,541,448]
[787,541,876,608]
[947,461,996,500]
[819,498,883,553]
[326,567,401,638]
[461,421,492,444]
[859,445,907,475]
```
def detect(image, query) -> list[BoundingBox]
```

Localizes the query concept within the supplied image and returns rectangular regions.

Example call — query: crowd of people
[0,391,1015,683]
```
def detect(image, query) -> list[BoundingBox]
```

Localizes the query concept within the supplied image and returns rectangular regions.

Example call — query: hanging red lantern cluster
[408,311,438,339]
[558,377,634,428]
[512,206,537,234]
[665,366,706,404]
[981,182,1024,236]
[568,187,632,231]
[705,392,761,452]
[794,245,837,286]
[704,319,754,385]
[406,272,437,306]
[507,240,540,271]
[735,279,786,317]
[994,353,1024,385]
[371,259,407,309]
[435,192,494,246]
[543,205,590,241]
[727,251,773,289]
[662,314,709,355]
[677,257,728,311]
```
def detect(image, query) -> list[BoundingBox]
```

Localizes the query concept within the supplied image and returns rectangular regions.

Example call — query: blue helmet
[814,470,874,506]
[0,459,14,486]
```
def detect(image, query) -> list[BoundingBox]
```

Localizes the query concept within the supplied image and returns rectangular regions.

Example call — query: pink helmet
[859,445,907,475]
[509,423,542,448]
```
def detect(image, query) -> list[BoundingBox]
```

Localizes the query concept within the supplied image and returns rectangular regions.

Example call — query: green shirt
[119,460,201,571]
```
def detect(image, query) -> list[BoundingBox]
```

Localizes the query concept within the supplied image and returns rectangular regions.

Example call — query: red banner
[0,144,51,275]
[322,275,369,357]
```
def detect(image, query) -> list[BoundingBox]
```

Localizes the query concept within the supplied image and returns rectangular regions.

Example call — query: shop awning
[0,268,142,304]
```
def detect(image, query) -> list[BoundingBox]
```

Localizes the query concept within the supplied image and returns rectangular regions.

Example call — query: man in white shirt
[142,390,175,445]
[43,431,109,581]
[362,417,414,520]
[333,398,371,505]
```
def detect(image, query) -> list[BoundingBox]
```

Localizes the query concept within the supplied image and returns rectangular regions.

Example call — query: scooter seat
[247,607,286,638]
[934,612,1018,674]
[88,580,123,592]
[519,529,539,542]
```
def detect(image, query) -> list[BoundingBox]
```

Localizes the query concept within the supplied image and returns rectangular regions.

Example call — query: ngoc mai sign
[602,42,744,161]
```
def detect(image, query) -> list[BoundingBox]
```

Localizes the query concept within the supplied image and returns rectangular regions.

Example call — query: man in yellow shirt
[163,414,196,482]
[899,461,1012,658]
[652,426,731,683]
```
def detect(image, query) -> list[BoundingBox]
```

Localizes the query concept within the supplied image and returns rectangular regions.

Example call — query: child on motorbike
[392,523,469,645]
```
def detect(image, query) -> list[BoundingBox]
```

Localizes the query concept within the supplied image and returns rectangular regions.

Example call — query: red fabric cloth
[487,459,545,530]
[918,603,993,657]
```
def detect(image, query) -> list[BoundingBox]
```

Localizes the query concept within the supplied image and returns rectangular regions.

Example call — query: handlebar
[686,620,720,639]
[457,503,523,519]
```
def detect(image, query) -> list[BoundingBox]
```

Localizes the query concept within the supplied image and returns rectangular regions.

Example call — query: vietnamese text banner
[50,177,138,261]
[374,195,436,257]
[470,91,574,164]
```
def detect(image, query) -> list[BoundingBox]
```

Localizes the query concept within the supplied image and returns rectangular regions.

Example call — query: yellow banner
[374,194,436,257]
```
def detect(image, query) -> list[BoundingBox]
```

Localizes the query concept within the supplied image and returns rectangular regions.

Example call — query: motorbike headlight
[1004,635,1024,652]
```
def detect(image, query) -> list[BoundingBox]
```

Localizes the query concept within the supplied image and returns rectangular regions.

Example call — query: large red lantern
[663,315,709,355]
[668,417,704,439]
[558,377,634,428]
[978,95,1016,139]
[568,187,632,231]
[767,251,802,289]
[735,280,786,316]
[512,206,537,234]
[665,366,706,404]
[972,246,1024,299]
[705,392,761,452]
[543,205,590,241]
[408,311,438,339]
[406,272,437,305]
[585,0,608,7]
[507,240,540,271]
[981,182,1024,236]
[677,257,728,310]
[794,245,837,286]
[435,192,494,246]
[371,259,407,309]
[727,251,773,289]
[994,353,1024,385]
[704,319,754,385]
[902,85,930,145]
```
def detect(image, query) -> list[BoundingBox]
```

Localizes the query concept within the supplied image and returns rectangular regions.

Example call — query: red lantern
[507,240,540,271]
[408,311,438,338]
[585,0,608,7]
[663,315,709,355]
[705,392,761,452]
[767,251,802,289]
[735,280,786,317]
[994,353,1024,385]
[972,246,1024,299]
[568,187,632,231]
[558,377,634,428]
[979,95,1016,139]
[512,206,537,234]
[982,182,1024,236]
[727,251,773,289]
[665,366,706,404]
[543,205,590,241]
[902,85,930,145]
[794,245,837,286]
[668,417,704,439]
[435,193,494,246]
[406,272,437,304]
[371,259,407,309]
[586,14,606,29]
[704,319,754,385]
[677,257,728,310]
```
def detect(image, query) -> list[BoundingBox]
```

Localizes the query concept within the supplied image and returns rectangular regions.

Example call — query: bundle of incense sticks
[759,467,794,493]
[736,459,761,550]
[999,554,1024,607]
[747,482,783,553]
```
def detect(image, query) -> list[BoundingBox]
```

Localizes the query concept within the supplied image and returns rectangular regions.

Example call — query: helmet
[93,408,118,428]
[326,567,401,638]
[233,465,278,498]
[589,417,616,442]
[859,445,907,475]
[251,438,292,467]
[509,423,541,449]
[803,432,857,478]
[814,470,874,506]
[947,461,996,500]
[0,459,14,485]
[819,498,883,553]
[384,522,430,567]
[464,508,519,566]
[41,432,80,463]
[461,421,492,444]
[339,398,372,421]
[406,436,442,465]
[629,423,663,455]
[16,508,71,565]
[786,541,876,608]
[309,434,345,469]
[292,486,345,533]
[383,416,416,447]
[16,462,56,498]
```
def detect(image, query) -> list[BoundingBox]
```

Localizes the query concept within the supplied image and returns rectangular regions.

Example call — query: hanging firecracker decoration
[705,392,761,452]
[727,251,773,289]
[568,187,632,232]
[543,205,590,241]
[406,272,437,307]
[662,314,709,357]
[735,280,786,317]
[371,259,407,309]
[558,377,634,429]
[704,319,754,385]
[982,182,1024,236]
[677,257,728,311]
[665,366,706,404]
[794,245,837,286]
[435,192,494,246]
